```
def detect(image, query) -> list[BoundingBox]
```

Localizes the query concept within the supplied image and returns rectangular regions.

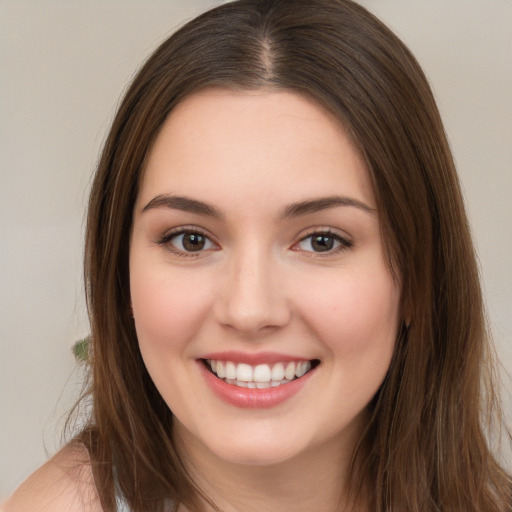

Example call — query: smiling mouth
[202,359,320,389]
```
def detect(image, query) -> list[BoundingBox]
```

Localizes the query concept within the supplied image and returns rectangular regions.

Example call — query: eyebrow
[281,195,376,218]
[141,193,375,218]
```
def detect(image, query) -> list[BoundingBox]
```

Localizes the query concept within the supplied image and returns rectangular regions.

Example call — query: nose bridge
[216,240,289,334]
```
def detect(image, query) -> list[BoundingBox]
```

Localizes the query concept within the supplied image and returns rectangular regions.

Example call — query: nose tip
[221,298,287,335]
[214,255,290,336]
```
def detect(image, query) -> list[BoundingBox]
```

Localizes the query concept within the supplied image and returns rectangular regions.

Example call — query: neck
[174,421,368,512]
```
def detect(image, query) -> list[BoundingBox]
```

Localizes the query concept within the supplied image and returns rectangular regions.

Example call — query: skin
[4,445,102,512]
[129,89,402,511]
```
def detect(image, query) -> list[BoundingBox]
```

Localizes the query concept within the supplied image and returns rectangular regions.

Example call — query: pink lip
[201,351,312,365]
[197,359,317,409]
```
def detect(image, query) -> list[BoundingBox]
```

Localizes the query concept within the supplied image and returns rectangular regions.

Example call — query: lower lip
[198,361,315,409]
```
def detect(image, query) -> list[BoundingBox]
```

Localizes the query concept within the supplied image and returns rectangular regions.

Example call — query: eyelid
[292,228,353,255]
[155,226,219,257]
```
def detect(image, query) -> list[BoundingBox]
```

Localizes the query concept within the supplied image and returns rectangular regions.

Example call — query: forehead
[137,88,375,213]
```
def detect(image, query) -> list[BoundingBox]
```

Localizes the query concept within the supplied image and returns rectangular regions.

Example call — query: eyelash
[296,229,353,256]
[155,227,353,257]
[156,227,217,258]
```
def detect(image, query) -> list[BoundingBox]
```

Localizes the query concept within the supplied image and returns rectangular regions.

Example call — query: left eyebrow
[280,195,376,218]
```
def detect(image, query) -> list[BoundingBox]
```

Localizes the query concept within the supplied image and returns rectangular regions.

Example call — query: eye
[157,229,216,255]
[296,231,352,254]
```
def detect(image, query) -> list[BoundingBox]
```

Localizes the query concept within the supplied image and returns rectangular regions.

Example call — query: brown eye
[296,231,352,254]
[311,235,335,252]
[181,233,206,251]
[162,231,215,254]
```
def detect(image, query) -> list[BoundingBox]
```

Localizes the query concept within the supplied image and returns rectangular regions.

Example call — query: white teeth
[206,359,315,388]
[236,363,253,382]
[216,361,226,378]
[296,361,311,378]
[253,364,271,383]
[225,361,237,380]
[271,362,285,381]
[284,362,296,380]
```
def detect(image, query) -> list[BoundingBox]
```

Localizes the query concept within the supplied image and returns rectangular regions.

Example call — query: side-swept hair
[78,1,511,510]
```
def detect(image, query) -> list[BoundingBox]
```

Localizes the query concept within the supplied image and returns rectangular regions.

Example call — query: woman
[6,0,511,511]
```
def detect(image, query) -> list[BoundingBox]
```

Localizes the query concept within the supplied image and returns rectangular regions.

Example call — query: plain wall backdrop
[1,0,511,498]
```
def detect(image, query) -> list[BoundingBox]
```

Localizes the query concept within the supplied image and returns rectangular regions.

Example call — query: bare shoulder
[4,444,102,512]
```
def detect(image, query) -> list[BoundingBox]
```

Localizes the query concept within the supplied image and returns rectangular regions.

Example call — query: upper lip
[200,351,315,366]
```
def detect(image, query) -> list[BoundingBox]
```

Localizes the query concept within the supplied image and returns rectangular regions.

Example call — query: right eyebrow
[141,194,224,219]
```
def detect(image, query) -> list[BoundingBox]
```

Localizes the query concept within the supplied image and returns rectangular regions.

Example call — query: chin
[210,440,305,467]
[194,420,325,469]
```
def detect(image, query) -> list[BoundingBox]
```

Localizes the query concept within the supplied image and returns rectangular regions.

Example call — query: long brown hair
[78,0,511,510]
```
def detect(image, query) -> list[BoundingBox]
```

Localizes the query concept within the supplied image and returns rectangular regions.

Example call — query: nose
[214,245,291,336]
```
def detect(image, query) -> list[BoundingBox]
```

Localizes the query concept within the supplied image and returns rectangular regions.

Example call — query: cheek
[297,265,401,359]
[130,262,213,353]
[297,266,400,428]
[129,261,216,409]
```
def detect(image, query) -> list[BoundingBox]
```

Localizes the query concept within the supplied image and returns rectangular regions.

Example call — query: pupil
[312,235,334,252]
[183,233,205,251]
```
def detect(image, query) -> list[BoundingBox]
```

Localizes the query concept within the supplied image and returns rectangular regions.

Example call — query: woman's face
[130,89,401,467]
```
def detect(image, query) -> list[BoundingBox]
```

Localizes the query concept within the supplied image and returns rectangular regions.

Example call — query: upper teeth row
[206,360,312,383]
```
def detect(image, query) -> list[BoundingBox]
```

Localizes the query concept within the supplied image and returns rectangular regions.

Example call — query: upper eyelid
[159,225,216,242]
[296,227,352,243]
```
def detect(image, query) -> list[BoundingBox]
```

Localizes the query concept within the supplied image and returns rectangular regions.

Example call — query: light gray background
[1,0,511,499]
